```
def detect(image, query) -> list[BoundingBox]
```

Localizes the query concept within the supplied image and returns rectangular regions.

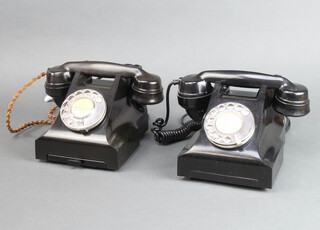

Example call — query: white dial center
[215,111,244,134]
[71,97,95,119]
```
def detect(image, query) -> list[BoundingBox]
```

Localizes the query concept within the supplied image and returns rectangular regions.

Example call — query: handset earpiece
[45,61,163,106]
[152,75,212,144]
[177,74,213,122]
[45,68,72,107]
[274,83,310,117]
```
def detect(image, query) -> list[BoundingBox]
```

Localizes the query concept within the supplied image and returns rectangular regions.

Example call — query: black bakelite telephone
[153,70,310,188]
[7,61,163,170]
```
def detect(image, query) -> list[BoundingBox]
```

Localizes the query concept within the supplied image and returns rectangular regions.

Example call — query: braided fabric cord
[6,72,58,133]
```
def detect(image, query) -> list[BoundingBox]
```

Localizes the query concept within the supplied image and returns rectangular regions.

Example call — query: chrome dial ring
[204,102,255,149]
[60,89,106,132]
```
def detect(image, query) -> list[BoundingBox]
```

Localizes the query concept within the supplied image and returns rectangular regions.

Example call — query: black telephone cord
[152,80,202,144]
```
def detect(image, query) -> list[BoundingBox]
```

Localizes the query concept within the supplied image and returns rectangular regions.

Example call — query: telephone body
[36,61,163,170]
[154,71,309,188]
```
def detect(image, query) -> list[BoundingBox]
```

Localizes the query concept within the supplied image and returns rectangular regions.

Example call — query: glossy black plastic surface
[36,72,149,170]
[176,71,310,188]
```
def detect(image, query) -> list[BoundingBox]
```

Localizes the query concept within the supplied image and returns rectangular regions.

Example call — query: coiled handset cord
[152,80,202,144]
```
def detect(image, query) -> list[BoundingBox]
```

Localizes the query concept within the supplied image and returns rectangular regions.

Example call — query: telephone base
[35,73,149,170]
[35,130,145,170]
[177,147,283,189]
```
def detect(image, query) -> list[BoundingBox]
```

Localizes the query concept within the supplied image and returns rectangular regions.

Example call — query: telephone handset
[35,61,163,170]
[45,61,163,107]
[153,70,310,188]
